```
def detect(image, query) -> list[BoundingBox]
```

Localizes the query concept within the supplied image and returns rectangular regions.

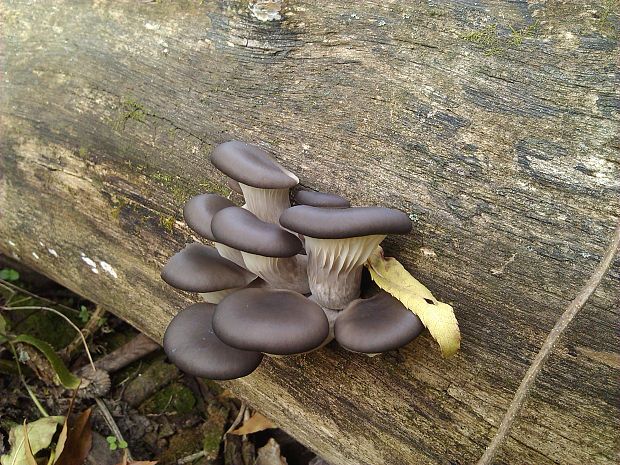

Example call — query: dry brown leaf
[114,451,158,465]
[54,408,93,465]
[117,450,157,465]
[230,412,276,435]
[255,438,287,465]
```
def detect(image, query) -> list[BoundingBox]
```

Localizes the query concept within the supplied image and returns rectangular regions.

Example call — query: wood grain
[1,1,618,464]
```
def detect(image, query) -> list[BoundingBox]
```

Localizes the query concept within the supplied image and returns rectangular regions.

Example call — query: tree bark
[1,1,618,464]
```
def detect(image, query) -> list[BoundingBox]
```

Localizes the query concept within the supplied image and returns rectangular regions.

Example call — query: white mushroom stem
[304,234,386,309]
[308,294,339,345]
[214,242,246,268]
[239,183,291,225]
[340,347,381,357]
[241,252,310,294]
[199,288,240,304]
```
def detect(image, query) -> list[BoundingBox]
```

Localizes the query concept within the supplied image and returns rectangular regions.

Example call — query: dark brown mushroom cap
[335,292,423,353]
[183,194,235,241]
[211,207,303,258]
[211,140,298,189]
[163,303,263,380]
[294,190,350,208]
[161,243,255,292]
[227,177,243,194]
[213,289,329,355]
[280,205,412,239]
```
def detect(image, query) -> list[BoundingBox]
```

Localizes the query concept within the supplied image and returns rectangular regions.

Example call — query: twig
[477,221,620,465]
[90,333,159,373]
[1,305,95,371]
[225,402,247,435]
[94,396,134,462]
[177,450,208,464]
[0,278,79,313]
[63,305,106,358]
[7,341,49,417]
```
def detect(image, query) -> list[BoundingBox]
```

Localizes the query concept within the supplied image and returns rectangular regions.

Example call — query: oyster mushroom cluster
[161,141,424,380]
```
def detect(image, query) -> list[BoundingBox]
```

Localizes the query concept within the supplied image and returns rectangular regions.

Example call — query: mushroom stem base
[304,235,385,309]
[214,242,247,268]
[199,288,240,304]
[241,252,310,294]
[240,184,291,225]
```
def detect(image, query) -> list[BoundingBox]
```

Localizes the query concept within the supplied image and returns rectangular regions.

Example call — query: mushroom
[279,205,412,309]
[334,292,424,355]
[161,243,256,303]
[294,190,350,208]
[211,140,298,224]
[183,193,246,267]
[227,177,243,195]
[211,206,309,293]
[213,288,329,355]
[163,303,263,380]
[308,295,341,343]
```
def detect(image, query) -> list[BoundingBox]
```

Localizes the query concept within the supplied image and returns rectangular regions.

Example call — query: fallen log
[1,1,618,464]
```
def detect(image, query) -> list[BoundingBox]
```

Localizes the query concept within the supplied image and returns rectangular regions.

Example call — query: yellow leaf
[230,412,276,435]
[22,423,37,465]
[365,246,461,357]
[0,417,64,465]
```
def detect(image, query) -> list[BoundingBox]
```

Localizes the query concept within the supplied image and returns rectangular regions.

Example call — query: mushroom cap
[211,207,303,258]
[161,243,255,292]
[211,140,298,189]
[183,194,236,241]
[213,288,329,355]
[227,177,243,194]
[294,190,350,208]
[279,205,412,239]
[334,292,424,353]
[163,303,263,380]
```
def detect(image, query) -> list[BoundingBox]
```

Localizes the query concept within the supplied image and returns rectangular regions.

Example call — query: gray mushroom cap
[279,205,412,239]
[163,303,263,380]
[161,243,255,292]
[211,207,303,258]
[335,292,424,353]
[183,194,236,241]
[211,140,298,189]
[227,177,243,194]
[294,190,350,208]
[213,288,329,355]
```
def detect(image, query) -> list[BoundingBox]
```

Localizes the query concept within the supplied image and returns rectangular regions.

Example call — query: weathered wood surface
[1,1,619,464]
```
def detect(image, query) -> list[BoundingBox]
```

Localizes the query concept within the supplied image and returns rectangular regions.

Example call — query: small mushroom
[183,193,246,267]
[294,190,350,208]
[280,205,412,309]
[213,288,329,355]
[163,303,263,380]
[227,177,243,194]
[161,243,256,303]
[211,206,309,293]
[211,140,298,224]
[334,292,423,355]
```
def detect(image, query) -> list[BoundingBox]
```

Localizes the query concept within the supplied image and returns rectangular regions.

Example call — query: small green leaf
[78,306,90,323]
[118,440,128,449]
[0,268,20,282]
[0,314,7,344]
[12,335,81,389]
[106,436,118,451]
